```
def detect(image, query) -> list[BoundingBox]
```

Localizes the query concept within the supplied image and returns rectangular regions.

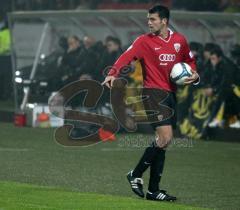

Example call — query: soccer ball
[170,62,192,85]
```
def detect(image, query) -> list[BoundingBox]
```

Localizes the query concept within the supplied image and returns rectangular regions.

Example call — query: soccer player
[102,5,199,201]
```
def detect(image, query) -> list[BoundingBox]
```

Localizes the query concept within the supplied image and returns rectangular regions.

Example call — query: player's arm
[102,37,143,88]
[180,37,200,85]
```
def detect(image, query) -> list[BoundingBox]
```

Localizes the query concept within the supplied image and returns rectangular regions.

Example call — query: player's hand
[184,70,199,85]
[101,76,116,88]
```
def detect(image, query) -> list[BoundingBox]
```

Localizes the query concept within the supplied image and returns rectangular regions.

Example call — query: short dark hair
[106,36,121,47]
[148,5,170,21]
[204,43,217,52]
[190,42,203,52]
[210,45,223,57]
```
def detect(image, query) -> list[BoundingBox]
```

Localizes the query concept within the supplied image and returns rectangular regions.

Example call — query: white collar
[157,28,173,43]
[169,28,174,35]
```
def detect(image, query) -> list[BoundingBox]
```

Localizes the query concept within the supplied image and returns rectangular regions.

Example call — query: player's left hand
[184,70,199,85]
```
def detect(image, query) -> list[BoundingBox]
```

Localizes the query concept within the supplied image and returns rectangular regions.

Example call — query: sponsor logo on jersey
[154,47,161,50]
[160,63,168,66]
[159,54,176,62]
[174,43,181,53]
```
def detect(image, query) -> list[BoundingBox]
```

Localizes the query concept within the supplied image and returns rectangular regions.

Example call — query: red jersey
[108,29,196,92]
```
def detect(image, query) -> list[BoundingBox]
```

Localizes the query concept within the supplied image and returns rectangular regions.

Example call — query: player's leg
[126,88,167,198]
[146,125,176,201]
[130,125,171,178]
[127,89,176,199]
[146,91,177,201]
[131,88,171,178]
[126,126,172,198]
[132,138,162,178]
[127,136,161,198]
[147,125,172,193]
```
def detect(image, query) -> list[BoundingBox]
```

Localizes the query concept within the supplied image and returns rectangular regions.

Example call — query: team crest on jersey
[174,43,181,53]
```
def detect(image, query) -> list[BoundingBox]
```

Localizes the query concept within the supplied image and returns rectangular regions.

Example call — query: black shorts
[142,88,177,130]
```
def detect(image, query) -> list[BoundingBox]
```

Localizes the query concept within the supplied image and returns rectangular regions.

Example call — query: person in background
[59,35,84,85]
[228,44,240,128]
[203,43,217,65]
[176,42,203,123]
[83,36,95,50]
[207,46,236,127]
[79,36,103,80]
[61,35,83,69]
[97,36,123,82]
[201,43,218,95]
[105,36,122,59]
[189,42,204,85]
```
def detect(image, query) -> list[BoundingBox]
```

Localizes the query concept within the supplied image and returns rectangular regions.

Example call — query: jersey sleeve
[181,36,197,71]
[108,36,144,77]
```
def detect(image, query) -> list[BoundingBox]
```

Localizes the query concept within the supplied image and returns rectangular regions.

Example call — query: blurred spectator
[58,35,104,83]
[206,46,236,127]
[59,35,84,85]
[189,42,204,80]
[176,42,204,123]
[83,36,95,50]
[58,36,68,53]
[190,42,203,58]
[67,36,82,53]
[79,36,104,81]
[97,36,123,81]
[106,36,122,53]
[94,36,123,106]
[203,43,217,65]
[201,43,217,86]
[61,35,83,69]
[179,44,238,138]
[104,36,122,66]
[229,43,240,128]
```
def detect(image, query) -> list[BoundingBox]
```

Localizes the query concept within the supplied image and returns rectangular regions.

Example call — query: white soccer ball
[170,62,192,85]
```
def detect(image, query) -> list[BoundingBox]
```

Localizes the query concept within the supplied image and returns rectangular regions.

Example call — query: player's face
[204,51,211,61]
[147,13,167,34]
[106,41,119,53]
[68,37,79,51]
[210,54,221,67]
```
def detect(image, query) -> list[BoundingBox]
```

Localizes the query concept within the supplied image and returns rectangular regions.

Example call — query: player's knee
[155,133,173,148]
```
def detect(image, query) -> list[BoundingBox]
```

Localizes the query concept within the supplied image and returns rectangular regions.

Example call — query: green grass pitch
[0,181,207,210]
[0,123,240,209]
